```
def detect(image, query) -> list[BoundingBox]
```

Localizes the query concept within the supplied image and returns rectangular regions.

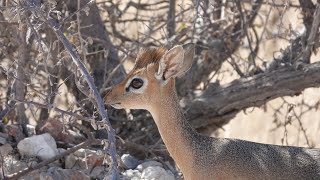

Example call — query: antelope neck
[148,83,195,171]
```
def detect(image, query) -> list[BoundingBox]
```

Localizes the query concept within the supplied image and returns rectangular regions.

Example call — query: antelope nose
[101,87,112,98]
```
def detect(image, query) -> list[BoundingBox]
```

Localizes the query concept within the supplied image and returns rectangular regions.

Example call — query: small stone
[141,166,175,180]
[90,166,107,179]
[38,118,85,144]
[103,172,117,180]
[122,169,141,180]
[65,153,78,169]
[20,169,42,180]
[58,148,66,154]
[27,159,39,167]
[0,132,7,144]
[0,144,13,156]
[121,154,140,169]
[65,148,104,173]
[26,124,36,136]
[85,153,104,169]
[40,167,90,180]
[4,125,24,142]
[0,137,6,144]
[3,155,28,176]
[17,133,59,160]
[136,160,163,171]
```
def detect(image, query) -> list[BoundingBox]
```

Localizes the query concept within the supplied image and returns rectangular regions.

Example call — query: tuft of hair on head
[133,47,167,70]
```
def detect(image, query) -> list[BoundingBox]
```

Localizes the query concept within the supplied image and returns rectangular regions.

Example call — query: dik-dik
[104,44,320,180]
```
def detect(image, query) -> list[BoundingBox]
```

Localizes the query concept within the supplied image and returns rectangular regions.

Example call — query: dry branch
[188,61,320,129]
[42,16,118,179]
[176,0,263,96]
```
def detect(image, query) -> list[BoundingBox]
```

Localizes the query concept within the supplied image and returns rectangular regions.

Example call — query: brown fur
[134,47,167,70]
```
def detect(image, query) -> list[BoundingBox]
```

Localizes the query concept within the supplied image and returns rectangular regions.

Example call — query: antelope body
[104,44,320,180]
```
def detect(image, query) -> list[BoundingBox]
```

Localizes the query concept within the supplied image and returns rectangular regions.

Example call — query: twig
[236,0,256,68]
[293,108,311,147]
[301,3,320,61]
[37,11,118,180]
[4,137,100,180]
[60,0,95,28]
[167,0,176,38]
[13,99,93,123]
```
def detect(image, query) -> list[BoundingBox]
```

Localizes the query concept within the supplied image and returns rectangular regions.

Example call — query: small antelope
[104,44,320,179]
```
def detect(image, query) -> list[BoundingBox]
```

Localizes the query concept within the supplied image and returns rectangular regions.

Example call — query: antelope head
[104,44,195,112]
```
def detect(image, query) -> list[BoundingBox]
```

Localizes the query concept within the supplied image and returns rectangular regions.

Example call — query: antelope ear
[157,44,195,80]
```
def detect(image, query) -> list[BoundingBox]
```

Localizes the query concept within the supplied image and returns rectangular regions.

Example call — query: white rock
[141,166,175,180]
[17,133,59,160]
[121,154,140,169]
[122,169,141,180]
[136,160,163,171]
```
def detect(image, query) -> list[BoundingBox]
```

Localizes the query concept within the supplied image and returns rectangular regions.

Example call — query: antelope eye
[130,78,144,89]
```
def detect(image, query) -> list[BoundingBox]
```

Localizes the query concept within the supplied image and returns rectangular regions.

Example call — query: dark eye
[130,78,144,89]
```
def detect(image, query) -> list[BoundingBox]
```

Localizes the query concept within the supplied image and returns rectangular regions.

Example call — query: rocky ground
[0,122,179,180]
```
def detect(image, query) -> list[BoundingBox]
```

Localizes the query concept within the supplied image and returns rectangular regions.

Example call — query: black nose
[101,87,112,98]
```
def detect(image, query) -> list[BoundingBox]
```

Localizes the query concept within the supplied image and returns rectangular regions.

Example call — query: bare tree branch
[188,61,320,129]
[299,0,315,35]
[14,15,29,138]
[35,10,119,179]
[177,0,263,96]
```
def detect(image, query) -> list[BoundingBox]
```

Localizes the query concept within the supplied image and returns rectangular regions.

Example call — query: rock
[0,144,13,156]
[81,152,104,169]
[26,124,36,136]
[2,155,28,176]
[103,172,117,180]
[90,166,107,179]
[21,169,42,180]
[136,160,163,171]
[40,167,90,180]
[141,166,175,180]
[17,133,59,160]
[4,124,24,142]
[122,169,142,180]
[65,153,78,169]
[58,148,66,154]
[65,148,104,174]
[37,118,85,144]
[0,136,6,144]
[121,154,140,169]
[0,132,8,144]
